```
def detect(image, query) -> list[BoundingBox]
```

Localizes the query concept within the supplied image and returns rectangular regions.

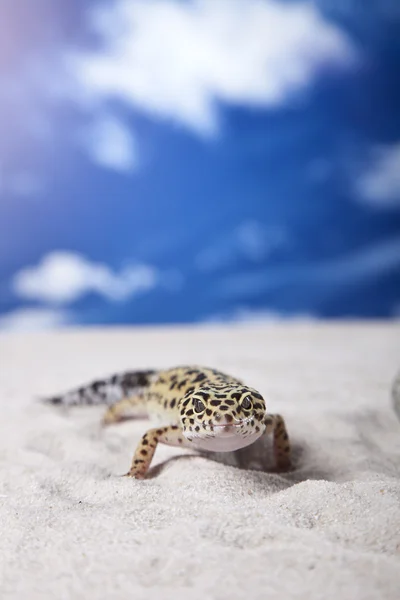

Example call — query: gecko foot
[123,469,146,480]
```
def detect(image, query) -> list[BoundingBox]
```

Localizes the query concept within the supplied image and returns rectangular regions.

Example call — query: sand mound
[1,323,399,599]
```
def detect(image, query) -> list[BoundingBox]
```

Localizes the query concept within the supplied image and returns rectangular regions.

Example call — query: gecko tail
[42,370,158,407]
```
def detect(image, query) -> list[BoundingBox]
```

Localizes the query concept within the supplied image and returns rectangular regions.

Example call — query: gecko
[44,365,292,479]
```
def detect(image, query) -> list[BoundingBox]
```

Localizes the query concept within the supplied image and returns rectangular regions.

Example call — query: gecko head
[178,385,266,452]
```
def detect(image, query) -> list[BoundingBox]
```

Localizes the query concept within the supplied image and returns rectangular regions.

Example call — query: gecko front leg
[263,413,292,471]
[125,425,190,479]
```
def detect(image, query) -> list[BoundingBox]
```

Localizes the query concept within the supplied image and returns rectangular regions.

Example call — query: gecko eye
[193,398,206,413]
[241,396,252,410]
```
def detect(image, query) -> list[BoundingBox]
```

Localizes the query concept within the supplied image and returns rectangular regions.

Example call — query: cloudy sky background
[0,0,399,331]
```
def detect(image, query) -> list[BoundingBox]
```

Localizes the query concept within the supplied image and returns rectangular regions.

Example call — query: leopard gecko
[45,365,292,479]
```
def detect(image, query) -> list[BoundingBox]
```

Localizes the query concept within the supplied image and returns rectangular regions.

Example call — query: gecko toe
[123,470,146,479]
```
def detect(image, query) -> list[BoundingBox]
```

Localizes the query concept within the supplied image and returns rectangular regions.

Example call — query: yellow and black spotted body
[45,366,291,479]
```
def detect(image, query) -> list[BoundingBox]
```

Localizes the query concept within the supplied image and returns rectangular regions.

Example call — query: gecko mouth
[213,422,244,429]
[209,416,253,430]
[186,416,262,452]
[187,416,255,437]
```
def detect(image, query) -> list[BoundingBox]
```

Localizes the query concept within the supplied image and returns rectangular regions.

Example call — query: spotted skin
[45,366,291,479]
[128,425,191,479]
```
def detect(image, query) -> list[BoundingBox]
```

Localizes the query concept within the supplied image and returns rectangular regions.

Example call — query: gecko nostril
[214,412,221,421]
[225,414,233,423]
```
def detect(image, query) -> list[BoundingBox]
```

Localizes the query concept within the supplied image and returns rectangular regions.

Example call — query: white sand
[0,322,400,600]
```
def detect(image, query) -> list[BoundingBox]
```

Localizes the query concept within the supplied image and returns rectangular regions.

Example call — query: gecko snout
[213,413,237,428]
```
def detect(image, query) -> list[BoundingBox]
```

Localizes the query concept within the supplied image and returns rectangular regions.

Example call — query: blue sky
[0,0,399,331]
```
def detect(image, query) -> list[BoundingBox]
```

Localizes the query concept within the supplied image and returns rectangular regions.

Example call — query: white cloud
[12,251,157,304]
[66,0,356,135]
[0,307,71,332]
[357,143,400,207]
[80,114,137,172]
[218,237,400,299]
[196,220,288,271]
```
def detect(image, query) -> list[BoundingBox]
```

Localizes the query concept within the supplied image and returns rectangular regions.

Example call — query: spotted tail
[43,370,158,407]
